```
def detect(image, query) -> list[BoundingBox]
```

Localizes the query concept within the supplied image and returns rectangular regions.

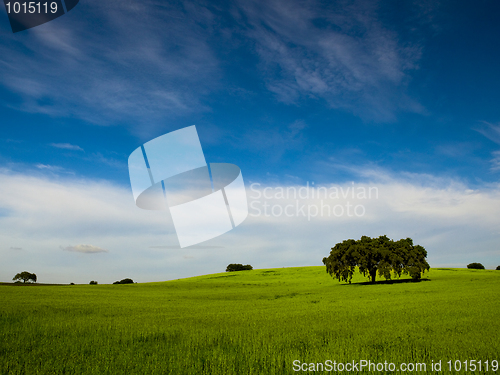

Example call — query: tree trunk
[370,270,376,283]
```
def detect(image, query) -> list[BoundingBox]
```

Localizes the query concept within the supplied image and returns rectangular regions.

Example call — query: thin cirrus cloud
[62,244,108,254]
[474,122,500,171]
[236,0,425,121]
[0,0,219,131]
[490,151,500,171]
[238,120,308,160]
[35,164,74,175]
[50,143,84,151]
[476,122,500,145]
[0,0,430,130]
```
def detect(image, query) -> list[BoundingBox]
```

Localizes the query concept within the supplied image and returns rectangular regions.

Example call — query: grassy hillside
[1,267,499,374]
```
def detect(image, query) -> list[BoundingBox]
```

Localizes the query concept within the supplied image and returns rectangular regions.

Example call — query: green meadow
[1,267,499,374]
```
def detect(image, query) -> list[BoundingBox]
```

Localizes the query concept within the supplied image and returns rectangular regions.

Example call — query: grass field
[1,267,499,374]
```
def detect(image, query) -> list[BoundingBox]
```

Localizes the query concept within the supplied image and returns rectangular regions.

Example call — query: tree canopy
[467,263,485,270]
[322,235,430,284]
[12,271,37,283]
[226,264,253,272]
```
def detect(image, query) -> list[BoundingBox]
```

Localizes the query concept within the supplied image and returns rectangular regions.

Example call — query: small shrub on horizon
[89,280,98,285]
[226,264,253,272]
[496,266,500,270]
[467,263,485,270]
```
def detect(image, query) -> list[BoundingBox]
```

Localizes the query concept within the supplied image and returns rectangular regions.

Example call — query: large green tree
[323,236,429,283]
[12,271,37,283]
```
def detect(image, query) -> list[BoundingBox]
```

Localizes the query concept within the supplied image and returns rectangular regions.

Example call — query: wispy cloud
[86,152,125,169]
[434,142,477,158]
[476,122,500,145]
[62,244,108,254]
[0,0,220,134]
[35,164,74,175]
[50,143,84,151]
[490,151,500,171]
[0,0,432,129]
[236,0,425,121]
[473,123,500,171]
[150,245,225,249]
[238,119,308,160]
[9,247,22,251]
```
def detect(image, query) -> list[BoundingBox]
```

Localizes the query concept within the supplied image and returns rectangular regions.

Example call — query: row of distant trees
[11,272,134,285]
[10,256,499,286]
[91,278,135,284]
[89,279,135,285]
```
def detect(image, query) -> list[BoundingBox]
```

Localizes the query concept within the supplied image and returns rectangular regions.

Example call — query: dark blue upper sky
[1,0,500,187]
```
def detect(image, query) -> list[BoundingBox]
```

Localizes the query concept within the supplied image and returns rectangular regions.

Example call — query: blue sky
[1,0,500,283]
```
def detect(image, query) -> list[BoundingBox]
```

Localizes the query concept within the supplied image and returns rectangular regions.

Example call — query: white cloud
[237,0,425,121]
[0,168,499,284]
[50,143,84,151]
[0,0,432,129]
[0,0,220,134]
[473,123,500,171]
[63,244,108,253]
[490,151,500,171]
[240,177,500,271]
[237,120,308,159]
[35,164,74,175]
[475,122,500,145]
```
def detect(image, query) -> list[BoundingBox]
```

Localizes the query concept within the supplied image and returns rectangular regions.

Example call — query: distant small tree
[12,271,37,283]
[114,278,134,284]
[467,263,485,270]
[89,280,98,285]
[496,266,500,270]
[226,264,253,272]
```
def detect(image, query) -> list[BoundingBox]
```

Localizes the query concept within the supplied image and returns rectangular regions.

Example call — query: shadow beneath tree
[341,278,431,286]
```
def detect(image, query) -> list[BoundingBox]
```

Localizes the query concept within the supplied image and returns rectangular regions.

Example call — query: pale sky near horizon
[1,0,500,283]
